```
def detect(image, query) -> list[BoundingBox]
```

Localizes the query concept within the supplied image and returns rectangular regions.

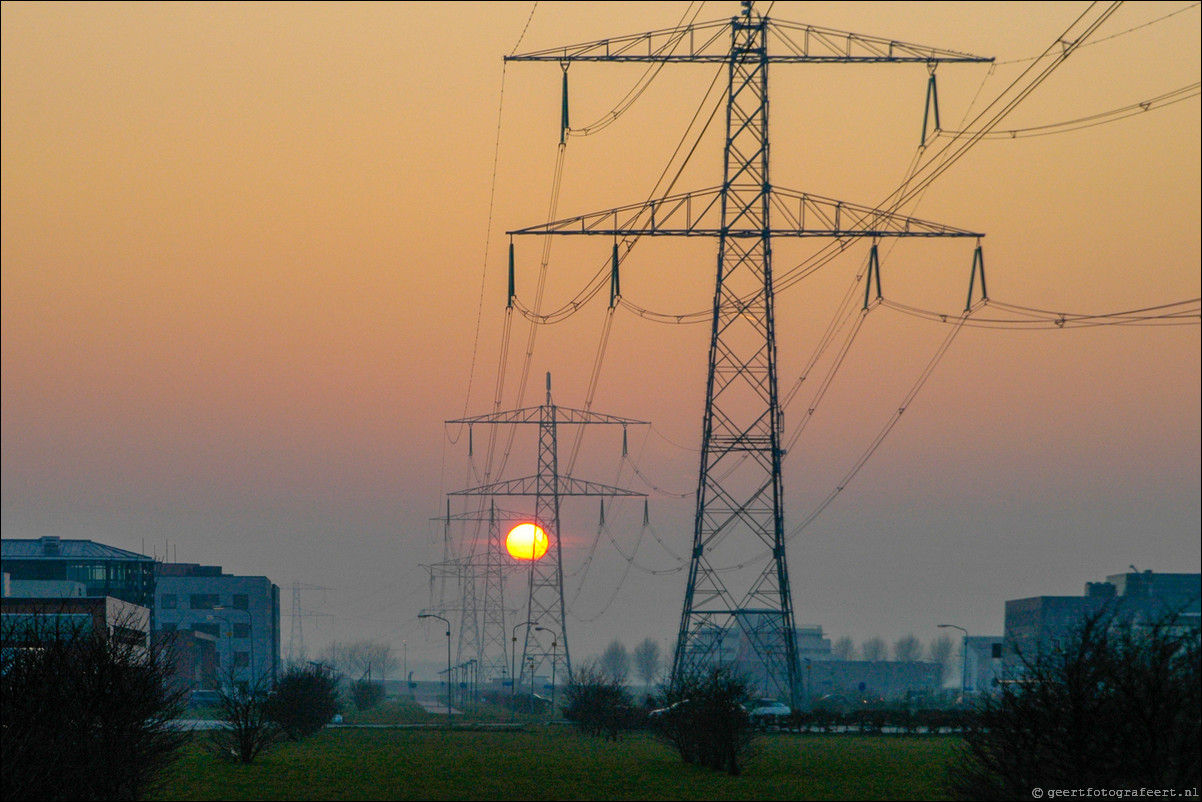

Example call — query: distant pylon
[287,581,330,665]
[448,373,646,688]
[479,502,510,682]
[290,581,302,664]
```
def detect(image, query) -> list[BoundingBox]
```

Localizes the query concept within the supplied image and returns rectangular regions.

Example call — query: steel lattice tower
[427,503,514,682]
[448,374,646,688]
[505,2,990,705]
[479,503,510,682]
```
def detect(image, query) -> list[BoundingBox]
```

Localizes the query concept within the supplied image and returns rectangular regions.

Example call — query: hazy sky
[3,1,1199,676]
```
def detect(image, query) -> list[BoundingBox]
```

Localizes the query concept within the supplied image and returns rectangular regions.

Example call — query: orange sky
[3,1,1199,670]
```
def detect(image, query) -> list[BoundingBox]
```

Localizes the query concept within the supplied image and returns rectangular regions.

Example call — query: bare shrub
[207,670,280,763]
[949,608,1201,800]
[651,667,755,776]
[264,663,341,740]
[562,661,636,740]
[1,609,187,800]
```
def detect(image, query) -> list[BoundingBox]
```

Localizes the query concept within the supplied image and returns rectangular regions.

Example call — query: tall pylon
[504,2,990,705]
[426,502,514,683]
[448,373,646,688]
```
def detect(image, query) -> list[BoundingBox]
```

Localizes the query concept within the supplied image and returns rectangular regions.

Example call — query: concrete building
[1004,570,1201,668]
[805,659,942,702]
[1,595,151,653]
[963,635,1004,694]
[155,562,281,689]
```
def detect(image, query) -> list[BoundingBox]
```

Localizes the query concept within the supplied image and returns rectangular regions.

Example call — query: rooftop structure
[1,536,156,610]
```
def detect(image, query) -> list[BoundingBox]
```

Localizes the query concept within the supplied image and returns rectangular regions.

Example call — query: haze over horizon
[3,1,1199,677]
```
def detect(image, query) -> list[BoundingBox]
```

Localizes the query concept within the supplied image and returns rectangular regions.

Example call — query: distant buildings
[1,537,281,692]
[1003,569,1201,665]
[156,562,281,689]
[960,635,1003,693]
[689,619,944,703]
[805,658,942,701]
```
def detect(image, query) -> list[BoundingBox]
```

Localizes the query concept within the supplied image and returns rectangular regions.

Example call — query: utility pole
[448,373,646,690]
[505,1,990,707]
[419,612,453,728]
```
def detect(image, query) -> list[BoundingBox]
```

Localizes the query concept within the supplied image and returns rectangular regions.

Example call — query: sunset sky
[3,1,1199,674]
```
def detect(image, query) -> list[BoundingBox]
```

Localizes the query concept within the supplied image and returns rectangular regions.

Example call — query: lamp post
[938,624,969,697]
[213,605,254,685]
[511,619,539,697]
[420,613,452,727]
[535,626,559,720]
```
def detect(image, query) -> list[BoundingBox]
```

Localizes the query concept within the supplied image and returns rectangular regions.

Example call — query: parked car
[648,700,688,718]
[748,698,791,722]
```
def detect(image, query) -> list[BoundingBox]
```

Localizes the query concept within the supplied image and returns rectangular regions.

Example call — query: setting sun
[506,523,549,561]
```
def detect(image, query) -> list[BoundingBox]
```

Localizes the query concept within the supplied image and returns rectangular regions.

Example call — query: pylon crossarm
[504,17,992,65]
[449,406,647,426]
[450,475,646,498]
[766,20,993,63]
[506,18,733,63]
[507,186,982,238]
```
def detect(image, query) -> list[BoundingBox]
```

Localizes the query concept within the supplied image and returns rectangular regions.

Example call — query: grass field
[156,727,961,801]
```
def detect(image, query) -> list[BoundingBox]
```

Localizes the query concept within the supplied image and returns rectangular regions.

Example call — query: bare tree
[832,636,857,660]
[208,668,280,764]
[633,637,662,688]
[599,640,631,685]
[317,639,399,681]
[861,636,887,662]
[928,634,955,685]
[893,633,924,663]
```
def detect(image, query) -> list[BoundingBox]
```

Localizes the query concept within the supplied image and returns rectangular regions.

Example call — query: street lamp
[535,626,559,720]
[420,613,453,727]
[511,619,539,697]
[213,605,254,685]
[938,624,969,697]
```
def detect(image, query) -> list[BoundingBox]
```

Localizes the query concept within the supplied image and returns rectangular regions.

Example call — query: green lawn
[156,728,961,801]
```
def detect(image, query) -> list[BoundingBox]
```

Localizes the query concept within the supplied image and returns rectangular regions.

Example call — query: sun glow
[506,523,549,561]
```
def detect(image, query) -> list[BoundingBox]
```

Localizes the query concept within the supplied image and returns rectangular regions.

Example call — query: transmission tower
[287,581,330,665]
[505,1,990,705]
[448,373,646,688]
[426,501,515,683]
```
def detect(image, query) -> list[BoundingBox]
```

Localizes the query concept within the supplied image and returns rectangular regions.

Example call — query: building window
[233,651,250,668]
[193,623,220,638]
[161,594,177,610]
[991,643,1003,659]
[232,624,250,639]
[190,594,220,610]
[232,594,249,611]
